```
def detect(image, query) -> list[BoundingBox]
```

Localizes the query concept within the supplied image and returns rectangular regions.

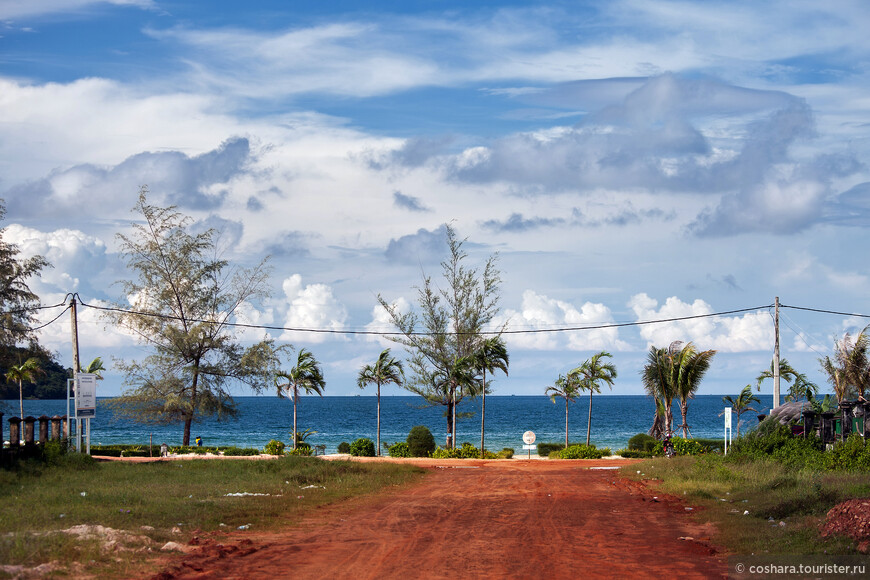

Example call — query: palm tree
[6,357,42,420]
[276,349,326,449]
[472,337,509,457]
[357,349,404,456]
[722,384,760,436]
[546,373,581,448]
[819,326,870,403]
[571,351,617,446]
[783,372,819,403]
[672,342,716,439]
[641,345,675,439]
[82,357,106,379]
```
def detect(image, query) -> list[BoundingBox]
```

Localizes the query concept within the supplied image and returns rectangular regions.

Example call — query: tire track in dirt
[154,460,725,579]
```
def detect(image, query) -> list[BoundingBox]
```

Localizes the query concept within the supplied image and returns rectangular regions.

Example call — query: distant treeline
[0,346,71,400]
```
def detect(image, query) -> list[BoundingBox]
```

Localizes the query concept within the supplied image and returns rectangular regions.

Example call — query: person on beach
[160,443,168,457]
[195,436,202,447]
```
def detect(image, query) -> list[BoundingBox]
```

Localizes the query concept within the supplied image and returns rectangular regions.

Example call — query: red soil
[152,458,725,579]
[820,498,870,553]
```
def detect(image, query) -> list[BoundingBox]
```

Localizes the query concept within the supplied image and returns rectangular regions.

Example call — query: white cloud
[628,293,773,352]
[279,274,348,344]
[499,290,630,352]
[0,0,155,20]
[365,297,410,347]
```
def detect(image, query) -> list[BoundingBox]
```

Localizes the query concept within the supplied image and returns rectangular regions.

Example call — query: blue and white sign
[75,373,97,418]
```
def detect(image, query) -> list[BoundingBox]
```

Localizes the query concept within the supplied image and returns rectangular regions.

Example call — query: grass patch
[0,455,424,577]
[621,455,870,555]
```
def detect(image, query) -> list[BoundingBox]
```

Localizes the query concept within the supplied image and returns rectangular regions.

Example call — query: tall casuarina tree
[357,349,404,455]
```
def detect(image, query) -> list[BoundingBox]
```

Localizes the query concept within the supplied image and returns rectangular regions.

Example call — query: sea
[1,394,775,454]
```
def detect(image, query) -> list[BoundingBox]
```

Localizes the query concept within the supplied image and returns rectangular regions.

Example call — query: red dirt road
[155,459,725,579]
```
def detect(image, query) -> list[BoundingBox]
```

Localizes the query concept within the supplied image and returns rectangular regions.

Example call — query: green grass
[622,455,870,555]
[0,454,424,577]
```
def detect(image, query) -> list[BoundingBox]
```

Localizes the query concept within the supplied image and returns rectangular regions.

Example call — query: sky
[3,0,870,398]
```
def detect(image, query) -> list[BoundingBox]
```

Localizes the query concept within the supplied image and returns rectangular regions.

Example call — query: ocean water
[1,394,775,454]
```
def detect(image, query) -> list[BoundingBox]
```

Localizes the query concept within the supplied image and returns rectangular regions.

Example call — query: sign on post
[75,373,97,418]
[724,407,732,455]
[522,431,536,458]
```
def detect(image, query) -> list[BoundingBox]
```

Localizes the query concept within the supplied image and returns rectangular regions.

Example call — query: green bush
[432,443,498,459]
[407,426,436,457]
[616,449,655,459]
[628,433,658,451]
[537,442,565,457]
[823,434,870,471]
[337,441,351,454]
[350,438,376,457]
[557,444,609,459]
[264,439,286,456]
[498,448,514,459]
[221,447,260,456]
[288,446,312,456]
[387,441,411,458]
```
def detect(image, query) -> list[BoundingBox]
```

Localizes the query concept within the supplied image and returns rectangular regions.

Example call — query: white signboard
[522,430,536,445]
[724,407,732,428]
[522,444,537,450]
[76,373,97,418]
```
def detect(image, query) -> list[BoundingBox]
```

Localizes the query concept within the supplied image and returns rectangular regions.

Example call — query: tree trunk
[445,395,454,449]
[680,400,690,439]
[184,366,200,446]
[565,397,569,448]
[293,386,298,450]
[376,383,381,456]
[586,391,593,446]
[480,369,486,458]
[450,382,456,448]
[18,379,23,422]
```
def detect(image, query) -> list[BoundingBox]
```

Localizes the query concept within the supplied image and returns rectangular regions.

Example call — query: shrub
[617,449,655,459]
[498,448,514,459]
[557,444,608,459]
[673,437,704,456]
[288,446,312,456]
[628,433,658,452]
[221,447,260,456]
[387,441,411,458]
[537,442,565,457]
[337,441,351,454]
[264,439,286,456]
[350,438,376,457]
[823,434,870,471]
[432,443,497,459]
[407,426,436,457]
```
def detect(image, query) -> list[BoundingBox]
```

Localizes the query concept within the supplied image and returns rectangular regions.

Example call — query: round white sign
[522,430,536,445]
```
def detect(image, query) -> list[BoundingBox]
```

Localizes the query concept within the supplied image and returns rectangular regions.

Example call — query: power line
[781,304,870,319]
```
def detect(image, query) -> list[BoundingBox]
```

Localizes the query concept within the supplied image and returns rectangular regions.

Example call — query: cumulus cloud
[365,297,411,347]
[5,138,253,219]
[4,225,108,296]
[384,225,447,265]
[628,293,773,352]
[498,290,630,352]
[279,274,348,344]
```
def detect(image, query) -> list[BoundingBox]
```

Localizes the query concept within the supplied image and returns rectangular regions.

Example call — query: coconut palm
[82,356,106,379]
[819,326,870,402]
[672,342,716,439]
[433,355,477,448]
[472,337,509,457]
[571,351,617,446]
[357,349,404,456]
[756,358,799,393]
[276,349,326,449]
[641,346,675,439]
[6,357,42,420]
[546,373,582,448]
[722,384,760,436]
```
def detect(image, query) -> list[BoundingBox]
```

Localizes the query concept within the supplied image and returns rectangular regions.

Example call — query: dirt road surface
[154,458,725,579]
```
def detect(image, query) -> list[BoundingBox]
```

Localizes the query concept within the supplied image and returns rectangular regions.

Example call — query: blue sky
[3,0,870,399]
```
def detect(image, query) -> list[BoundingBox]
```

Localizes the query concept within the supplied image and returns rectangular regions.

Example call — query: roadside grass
[622,455,869,555]
[0,455,424,577]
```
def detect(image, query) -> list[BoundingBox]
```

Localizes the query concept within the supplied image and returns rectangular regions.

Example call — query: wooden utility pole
[70,295,81,374]
[773,296,780,409]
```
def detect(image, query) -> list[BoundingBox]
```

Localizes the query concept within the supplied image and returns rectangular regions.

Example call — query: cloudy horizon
[4,0,870,397]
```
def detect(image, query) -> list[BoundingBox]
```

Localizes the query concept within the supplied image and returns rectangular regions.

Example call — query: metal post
[773,296,781,410]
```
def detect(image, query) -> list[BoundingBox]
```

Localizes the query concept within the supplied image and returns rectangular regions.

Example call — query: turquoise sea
[1,395,775,453]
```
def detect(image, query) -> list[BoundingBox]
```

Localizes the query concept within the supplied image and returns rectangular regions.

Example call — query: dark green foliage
[406,425,435,457]
[628,433,658,451]
[220,447,260,456]
[264,439,286,455]
[387,441,411,458]
[557,444,609,459]
[287,446,312,456]
[499,448,514,459]
[350,438,376,457]
[0,345,70,400]
[432,442,498,459]
[652,437,705,456]
[617,449,656,458]
[337,441,351,454]
[537,442,566,457]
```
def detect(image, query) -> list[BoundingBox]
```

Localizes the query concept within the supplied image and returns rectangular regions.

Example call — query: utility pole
[773,296,780,409]
[69,295,82,451]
